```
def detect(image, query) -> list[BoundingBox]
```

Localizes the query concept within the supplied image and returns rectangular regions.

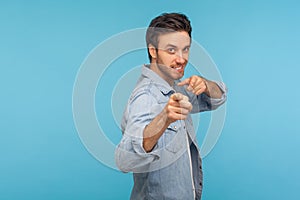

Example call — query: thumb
[171,93,184,101]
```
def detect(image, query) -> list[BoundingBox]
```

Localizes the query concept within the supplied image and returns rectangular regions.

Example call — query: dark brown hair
[146,13,192,61]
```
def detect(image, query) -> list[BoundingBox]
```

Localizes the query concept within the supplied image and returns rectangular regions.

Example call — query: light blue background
[1,0,300,199]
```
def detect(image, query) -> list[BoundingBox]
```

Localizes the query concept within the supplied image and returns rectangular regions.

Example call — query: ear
[148,44,157,59]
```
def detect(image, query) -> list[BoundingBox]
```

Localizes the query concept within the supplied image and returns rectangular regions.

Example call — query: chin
[174,74,184,80]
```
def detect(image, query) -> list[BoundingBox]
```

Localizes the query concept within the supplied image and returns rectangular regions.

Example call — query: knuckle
[167,113,174,119]
[167,105,171,111]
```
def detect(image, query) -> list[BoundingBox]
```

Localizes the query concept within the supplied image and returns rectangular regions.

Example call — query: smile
[172,66,184,72]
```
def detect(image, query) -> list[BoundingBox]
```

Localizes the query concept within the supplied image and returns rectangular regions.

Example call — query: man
[115,13,227,200]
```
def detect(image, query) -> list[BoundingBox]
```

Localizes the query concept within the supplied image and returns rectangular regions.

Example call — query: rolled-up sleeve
[115,91,161,173]
[201,81,227,110]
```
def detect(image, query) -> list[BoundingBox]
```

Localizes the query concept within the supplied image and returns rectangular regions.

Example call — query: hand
[177,75,208,95]
[164,93,193,123]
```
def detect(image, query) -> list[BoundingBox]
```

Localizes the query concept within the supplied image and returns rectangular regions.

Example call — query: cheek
[165,55,178,64]
[183,53,189,61]
[157,53,174,65]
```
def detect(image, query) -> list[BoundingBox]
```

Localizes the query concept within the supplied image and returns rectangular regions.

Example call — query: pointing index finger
[177,78,190,86]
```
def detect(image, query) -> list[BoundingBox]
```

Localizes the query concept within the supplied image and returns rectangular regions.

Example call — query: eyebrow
[163,44,191,49]
[165,44,177,48]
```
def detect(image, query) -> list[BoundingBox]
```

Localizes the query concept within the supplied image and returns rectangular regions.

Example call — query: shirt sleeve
[115,91,161,173]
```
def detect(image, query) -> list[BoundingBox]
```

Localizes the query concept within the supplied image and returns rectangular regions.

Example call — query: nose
[175,51,185,64]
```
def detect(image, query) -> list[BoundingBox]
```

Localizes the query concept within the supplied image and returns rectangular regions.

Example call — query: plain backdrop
[1,0,300,199]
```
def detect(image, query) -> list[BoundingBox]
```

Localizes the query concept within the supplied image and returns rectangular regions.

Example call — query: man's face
[152,31,191,85]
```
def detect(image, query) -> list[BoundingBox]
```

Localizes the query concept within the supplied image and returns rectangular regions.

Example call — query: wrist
[162,107,175,125]
[203,78,210,95]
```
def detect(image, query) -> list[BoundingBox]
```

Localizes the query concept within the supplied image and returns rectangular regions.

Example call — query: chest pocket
[164,121,186,153]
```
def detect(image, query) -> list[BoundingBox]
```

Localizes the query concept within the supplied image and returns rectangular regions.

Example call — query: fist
[164,93,192,123]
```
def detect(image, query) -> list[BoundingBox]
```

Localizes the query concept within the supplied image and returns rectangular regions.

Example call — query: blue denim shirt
[115,65,227,200]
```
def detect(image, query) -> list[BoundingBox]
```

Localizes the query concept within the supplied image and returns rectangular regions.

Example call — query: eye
[183,47,190,52]
[167,48,176,54]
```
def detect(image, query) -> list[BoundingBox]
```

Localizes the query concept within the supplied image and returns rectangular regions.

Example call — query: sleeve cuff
[202,81,227,110]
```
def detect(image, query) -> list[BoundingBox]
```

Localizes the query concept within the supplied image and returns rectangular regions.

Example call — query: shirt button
[174,126,177,129]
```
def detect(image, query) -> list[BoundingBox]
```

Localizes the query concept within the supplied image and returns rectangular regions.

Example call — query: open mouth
[172,65,184,72]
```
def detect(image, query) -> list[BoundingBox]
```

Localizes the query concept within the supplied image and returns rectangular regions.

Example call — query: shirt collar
[142,64,175,95]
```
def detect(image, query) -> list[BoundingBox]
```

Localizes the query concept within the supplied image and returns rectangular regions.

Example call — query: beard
[154,55,187,84]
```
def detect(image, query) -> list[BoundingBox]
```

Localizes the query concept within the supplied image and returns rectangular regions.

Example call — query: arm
[115,92,192,172]
[143,110,170,152]
[143,93,192,152]
[177,75,227,112]
[203,78,224,99]
[177,75,223,98]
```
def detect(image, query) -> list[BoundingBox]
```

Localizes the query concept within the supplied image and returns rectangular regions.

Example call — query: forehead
[157,31,191,48]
